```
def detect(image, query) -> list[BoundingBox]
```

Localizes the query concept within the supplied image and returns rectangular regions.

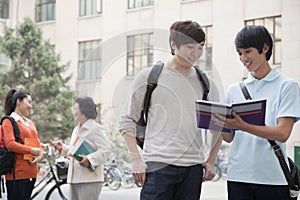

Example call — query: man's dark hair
[169,20,205,55]
[235,25,273,61]
[75,96,97,119]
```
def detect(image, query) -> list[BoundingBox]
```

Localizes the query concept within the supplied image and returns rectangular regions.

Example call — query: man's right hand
[132,160,147,186]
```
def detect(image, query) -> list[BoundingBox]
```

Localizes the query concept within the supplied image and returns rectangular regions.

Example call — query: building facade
[0,0,300,155]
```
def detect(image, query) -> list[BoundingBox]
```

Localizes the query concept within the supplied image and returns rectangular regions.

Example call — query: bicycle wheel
[106,168,121,190]
[211,165,222,182]
[120,167,135,189]
[219,162,228,178]
[45,181,70,200]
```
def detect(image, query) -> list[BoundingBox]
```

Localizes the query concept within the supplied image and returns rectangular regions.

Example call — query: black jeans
[227,181,290,200]
[141,162,203,200]
[6,178,36,200]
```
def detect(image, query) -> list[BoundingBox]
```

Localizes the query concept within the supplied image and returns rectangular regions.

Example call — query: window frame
[245,16,282,66]
[0,0,9,19]
[197,25,213,71]
[128,0,154,9]
[79,0,102,17]
[35,0,56,22]
[77,40,102,81]
[126,33,153,76]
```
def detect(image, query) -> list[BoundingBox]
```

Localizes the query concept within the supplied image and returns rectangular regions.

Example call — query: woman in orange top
[2,89,43,200]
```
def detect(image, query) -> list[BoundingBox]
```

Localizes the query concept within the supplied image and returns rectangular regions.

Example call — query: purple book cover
[195,99,266,133]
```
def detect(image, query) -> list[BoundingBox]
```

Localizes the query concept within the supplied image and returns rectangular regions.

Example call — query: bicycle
[30,145,70,200]
[211,164,222,182]
[211,150,228,182]
[103,164,122,190]
[119,166,143,189]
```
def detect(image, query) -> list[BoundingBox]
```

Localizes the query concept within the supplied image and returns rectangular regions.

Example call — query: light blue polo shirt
[226,68,300,185]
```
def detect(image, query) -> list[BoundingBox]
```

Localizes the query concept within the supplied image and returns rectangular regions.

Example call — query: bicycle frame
[31,163,67,200]
[30,145,68,200]
[104,164,122,190]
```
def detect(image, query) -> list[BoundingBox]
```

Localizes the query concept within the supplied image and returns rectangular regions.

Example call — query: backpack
[136,61,210,149]
[0,116,22,176]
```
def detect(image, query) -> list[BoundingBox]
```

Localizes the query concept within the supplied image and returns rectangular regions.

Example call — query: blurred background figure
[50,96,112,200]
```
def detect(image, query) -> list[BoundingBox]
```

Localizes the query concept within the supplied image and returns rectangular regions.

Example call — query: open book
[195,99,267,133]
[69,136,97,171]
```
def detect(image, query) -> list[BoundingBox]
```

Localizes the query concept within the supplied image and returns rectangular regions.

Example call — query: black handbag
[239,82,300,199]
[0,116,22,176]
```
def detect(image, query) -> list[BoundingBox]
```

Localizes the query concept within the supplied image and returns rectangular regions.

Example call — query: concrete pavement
[100,178,227,200]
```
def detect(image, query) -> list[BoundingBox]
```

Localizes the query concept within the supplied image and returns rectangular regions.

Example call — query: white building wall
[281,0,300,155]
[1,0,300,156]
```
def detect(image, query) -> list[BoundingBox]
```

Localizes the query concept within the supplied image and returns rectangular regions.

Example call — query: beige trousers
[70,182,102,200]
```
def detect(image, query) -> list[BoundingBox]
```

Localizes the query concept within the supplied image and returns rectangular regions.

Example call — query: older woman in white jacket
[51,96,112,200]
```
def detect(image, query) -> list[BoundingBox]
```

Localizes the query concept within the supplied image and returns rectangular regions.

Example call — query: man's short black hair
[235,25,273,61]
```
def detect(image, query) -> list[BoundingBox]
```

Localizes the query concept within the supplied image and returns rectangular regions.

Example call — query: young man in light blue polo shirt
[215,25,300,199]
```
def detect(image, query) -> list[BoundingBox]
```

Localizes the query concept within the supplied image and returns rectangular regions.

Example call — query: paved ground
[4,178,300,200]
[21,178,227,200]
[0,178,226,200]
[100,178,227,200]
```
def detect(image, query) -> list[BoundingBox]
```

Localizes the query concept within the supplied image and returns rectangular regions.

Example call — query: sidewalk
[100,178,228,200]
[200,179,227,200]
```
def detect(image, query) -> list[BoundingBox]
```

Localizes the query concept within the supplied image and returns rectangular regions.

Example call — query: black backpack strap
[139,61,164,125]
[267,139,295,187]
[1,116,22,144]
[193,66,210,100]
[239,82,252,100]
[0,116,22,180]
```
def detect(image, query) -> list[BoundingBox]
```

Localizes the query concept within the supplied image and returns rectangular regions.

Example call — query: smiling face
[72,103,87,125]
[16,95,32,117]
[237,44,269,74]
[234,26,273,78]
[172,41,205,66]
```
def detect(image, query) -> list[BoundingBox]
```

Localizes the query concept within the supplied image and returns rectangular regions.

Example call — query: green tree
[0,18,75,142]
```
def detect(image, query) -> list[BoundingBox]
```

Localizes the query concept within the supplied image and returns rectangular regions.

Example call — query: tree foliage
[0,18,75,142]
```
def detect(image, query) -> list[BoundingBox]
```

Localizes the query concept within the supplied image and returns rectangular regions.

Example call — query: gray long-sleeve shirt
[119,65,219,166]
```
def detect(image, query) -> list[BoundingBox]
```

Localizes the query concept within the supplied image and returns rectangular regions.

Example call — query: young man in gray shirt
[119,20,221,200]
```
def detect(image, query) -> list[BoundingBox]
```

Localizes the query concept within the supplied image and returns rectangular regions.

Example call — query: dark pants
[228,181,290,200]
[6,178,36,200]
[141,162,203,200]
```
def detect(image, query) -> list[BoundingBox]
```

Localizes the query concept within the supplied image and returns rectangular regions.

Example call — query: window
[0,0,8,19]
[127,33,153,76]
[0,53,9,66]
[198,25,213,71]
[78,40,102,80]
[128,0,153,9]
[80,0,102,16]
[35,0,56,22]
[245,16,282,66]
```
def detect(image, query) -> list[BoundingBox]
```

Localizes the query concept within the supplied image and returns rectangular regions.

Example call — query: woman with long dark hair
[2,88,42,200]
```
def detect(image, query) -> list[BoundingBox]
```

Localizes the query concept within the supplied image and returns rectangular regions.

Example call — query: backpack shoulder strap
[141,61,164,124]
[1,116,23,144]
[193,66,210,100]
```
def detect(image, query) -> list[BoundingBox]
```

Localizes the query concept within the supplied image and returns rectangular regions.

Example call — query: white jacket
[61,119,112,183]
